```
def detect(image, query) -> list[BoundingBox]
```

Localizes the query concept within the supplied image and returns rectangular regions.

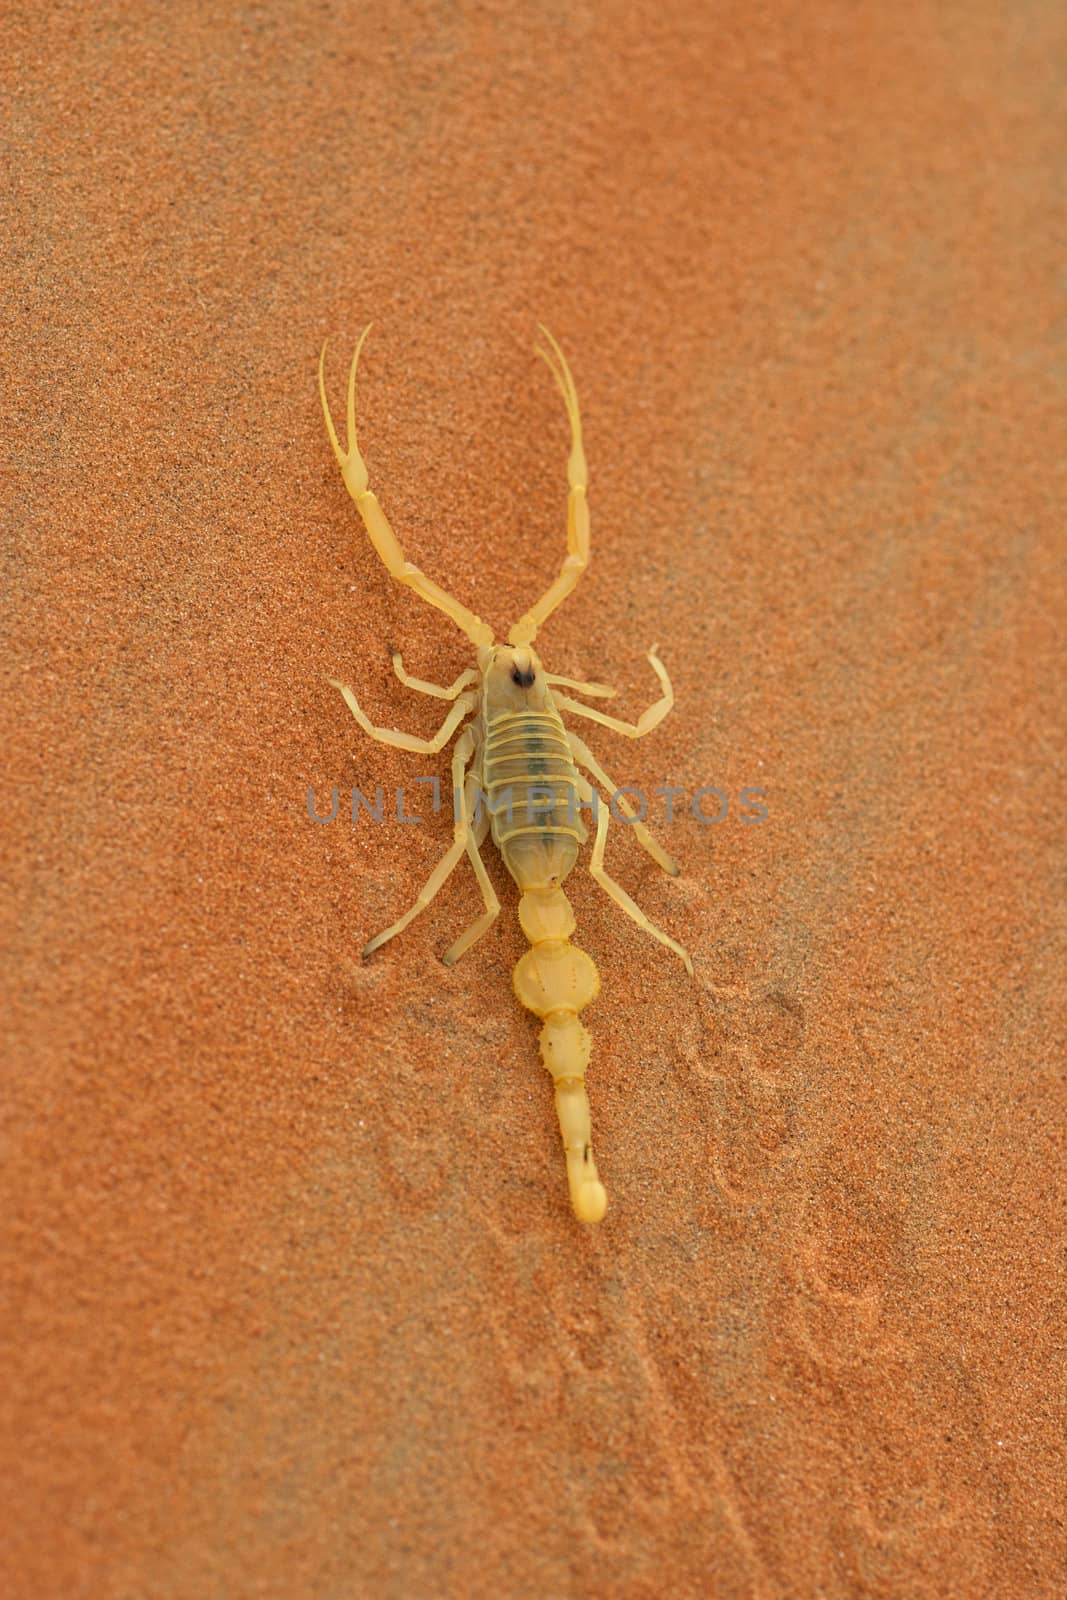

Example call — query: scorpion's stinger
[507,327,590,648]
[319,331,494,649]
[512,888,607,1224]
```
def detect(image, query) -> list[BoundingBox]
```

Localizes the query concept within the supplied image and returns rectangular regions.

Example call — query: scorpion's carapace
[319,326,692,1223]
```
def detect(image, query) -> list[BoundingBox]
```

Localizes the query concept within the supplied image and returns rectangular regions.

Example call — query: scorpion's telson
[319,326,692,1222]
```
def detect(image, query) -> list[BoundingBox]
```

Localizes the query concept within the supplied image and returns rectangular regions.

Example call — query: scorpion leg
[390,651,479,701]
[319,332,494,648]
[364,725,479,958]
[441,776,500,966]
[554,645,673,738]
[544,672,616,699]
[584,778,693,975]
[566,728,681,877]
[328,681,477,753]
[508,326,589,647]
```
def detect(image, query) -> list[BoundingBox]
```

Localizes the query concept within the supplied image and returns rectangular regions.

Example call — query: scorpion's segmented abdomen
[483,709,583,891]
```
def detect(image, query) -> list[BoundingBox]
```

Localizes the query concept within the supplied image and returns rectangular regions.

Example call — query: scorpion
[318,326,692,1223]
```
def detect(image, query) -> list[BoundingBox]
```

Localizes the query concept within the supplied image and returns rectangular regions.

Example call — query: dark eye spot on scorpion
[512,667,536,688]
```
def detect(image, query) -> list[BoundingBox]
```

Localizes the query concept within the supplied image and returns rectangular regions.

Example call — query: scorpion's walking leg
[554,646,674,738]
[320,332,494,648]
[364,725,481,958]
[328,681,478,753]
[584,778,693,975]
[508,326,589,647]
[566,728,681,877]
[442,776,500,966]
[390,652,479,701]
[544,672,617,699]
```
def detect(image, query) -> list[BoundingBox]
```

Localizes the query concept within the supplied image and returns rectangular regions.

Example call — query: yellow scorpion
[319,326,692,1223]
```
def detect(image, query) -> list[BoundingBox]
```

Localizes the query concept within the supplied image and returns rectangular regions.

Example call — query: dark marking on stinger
[512,667,536,688]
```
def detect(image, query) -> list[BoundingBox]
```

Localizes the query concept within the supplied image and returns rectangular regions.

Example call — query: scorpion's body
[481,664,585,888]
[319,326,691,1222]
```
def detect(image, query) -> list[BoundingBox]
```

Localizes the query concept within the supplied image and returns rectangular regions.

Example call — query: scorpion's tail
[512,888,606,1223]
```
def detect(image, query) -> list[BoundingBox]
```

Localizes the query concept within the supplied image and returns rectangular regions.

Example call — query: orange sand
[3,3,1064,1596]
